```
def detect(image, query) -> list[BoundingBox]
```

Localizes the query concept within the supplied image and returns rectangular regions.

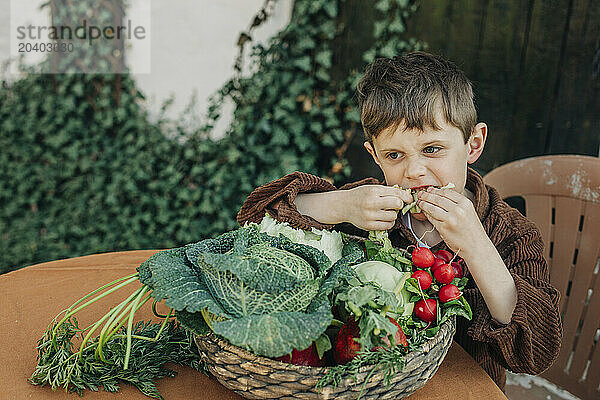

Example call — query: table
[1,251,508,400]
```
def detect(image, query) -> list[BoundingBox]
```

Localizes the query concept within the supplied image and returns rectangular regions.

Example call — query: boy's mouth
[401,183,455,216]
[409,185,435,193]
[408,187,429,220]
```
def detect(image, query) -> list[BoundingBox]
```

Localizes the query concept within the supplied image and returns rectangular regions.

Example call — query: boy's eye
[423,146,441,154]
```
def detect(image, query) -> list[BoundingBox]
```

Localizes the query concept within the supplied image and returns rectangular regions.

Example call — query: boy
[236,51,561,390]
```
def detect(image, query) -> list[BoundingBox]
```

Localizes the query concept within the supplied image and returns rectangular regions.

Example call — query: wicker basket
[194,315,455,400]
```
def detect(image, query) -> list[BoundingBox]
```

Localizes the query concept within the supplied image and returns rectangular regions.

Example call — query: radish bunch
[404,247,472,336]
[330,239,473,366]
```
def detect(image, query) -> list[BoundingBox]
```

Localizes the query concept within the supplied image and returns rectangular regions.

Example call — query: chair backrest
[483,154,600,400]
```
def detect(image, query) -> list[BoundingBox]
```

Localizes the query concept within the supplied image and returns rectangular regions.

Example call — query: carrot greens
[29,273,205,399]
[29,316,204,399]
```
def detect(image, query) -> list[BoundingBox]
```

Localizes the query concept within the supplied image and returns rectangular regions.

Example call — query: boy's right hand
[341,185,413,231]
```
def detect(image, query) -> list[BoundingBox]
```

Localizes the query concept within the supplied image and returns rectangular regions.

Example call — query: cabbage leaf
[256,214,343,264]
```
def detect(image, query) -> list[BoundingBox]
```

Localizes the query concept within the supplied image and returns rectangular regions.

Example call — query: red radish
[433,263,456,284]
[376,317,408,348]
[439,284,462,303]
[411,247,435,268]
[334,318,362,364]
[275,342,324,366]
[451,261,463,278]
[411,270,432,290]
[434,249,453,263]
[414,298,437,323]
[431,257,445,273]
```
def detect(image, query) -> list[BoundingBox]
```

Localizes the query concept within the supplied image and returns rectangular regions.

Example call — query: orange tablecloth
[1,251,508,400]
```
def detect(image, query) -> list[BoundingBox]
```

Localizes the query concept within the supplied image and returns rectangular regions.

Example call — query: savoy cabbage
[137,224,364,358]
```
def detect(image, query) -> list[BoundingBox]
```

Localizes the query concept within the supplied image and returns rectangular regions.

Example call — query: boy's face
[364,110,487,221]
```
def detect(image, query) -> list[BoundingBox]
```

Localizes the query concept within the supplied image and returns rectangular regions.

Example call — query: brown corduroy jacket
[236,168,562,390]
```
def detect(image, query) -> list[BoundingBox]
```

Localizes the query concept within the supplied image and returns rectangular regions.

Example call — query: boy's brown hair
[356,51,477,144]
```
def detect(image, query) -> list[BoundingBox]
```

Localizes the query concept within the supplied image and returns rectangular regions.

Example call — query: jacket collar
[467,167,491,221]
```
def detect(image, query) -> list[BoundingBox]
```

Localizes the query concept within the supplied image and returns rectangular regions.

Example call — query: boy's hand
[416,187,487,254]
[342,185,413,231]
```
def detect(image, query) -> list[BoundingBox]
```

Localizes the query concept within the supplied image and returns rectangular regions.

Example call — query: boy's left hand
[416,187,487,254]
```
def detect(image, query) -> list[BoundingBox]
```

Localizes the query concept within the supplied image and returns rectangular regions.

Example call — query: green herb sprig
[29,317,204,399]
[316,344,411,395]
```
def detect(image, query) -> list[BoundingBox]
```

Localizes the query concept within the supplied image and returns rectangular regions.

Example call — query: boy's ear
[467,123,487,164]
[364,141,382,167]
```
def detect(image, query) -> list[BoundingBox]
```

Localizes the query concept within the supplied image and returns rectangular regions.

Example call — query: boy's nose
[405,158,427,180]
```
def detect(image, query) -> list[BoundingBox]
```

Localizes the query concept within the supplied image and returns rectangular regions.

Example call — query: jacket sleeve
[466,219,562,375]
[236,171,380,230]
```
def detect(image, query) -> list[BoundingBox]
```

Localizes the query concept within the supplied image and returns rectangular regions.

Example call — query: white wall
[1,0,294,138]
[130,0,293,137]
